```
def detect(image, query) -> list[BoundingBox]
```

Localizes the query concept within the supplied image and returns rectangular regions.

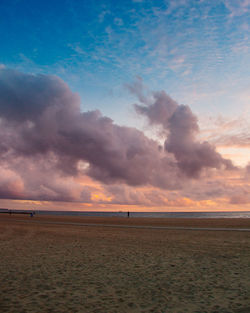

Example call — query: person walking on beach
[127,211,130,218]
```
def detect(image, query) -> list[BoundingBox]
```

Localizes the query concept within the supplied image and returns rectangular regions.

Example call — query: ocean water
[33,210,250,218]
[1,208,250,218]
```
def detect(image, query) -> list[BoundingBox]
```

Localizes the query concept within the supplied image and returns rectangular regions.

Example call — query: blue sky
[1,0,249,126]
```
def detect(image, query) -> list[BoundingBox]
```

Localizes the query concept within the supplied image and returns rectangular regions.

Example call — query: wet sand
[0,215,250,313]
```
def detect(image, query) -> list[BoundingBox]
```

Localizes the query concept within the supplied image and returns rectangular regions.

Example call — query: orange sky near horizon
[1,195,250,213]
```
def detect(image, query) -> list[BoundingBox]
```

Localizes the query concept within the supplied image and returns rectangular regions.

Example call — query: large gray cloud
[0,68,183,201]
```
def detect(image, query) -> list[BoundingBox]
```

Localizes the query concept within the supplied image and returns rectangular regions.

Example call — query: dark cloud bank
[0,69,234,202]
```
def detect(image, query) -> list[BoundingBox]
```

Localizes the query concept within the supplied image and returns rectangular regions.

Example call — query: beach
[0,215,250,313]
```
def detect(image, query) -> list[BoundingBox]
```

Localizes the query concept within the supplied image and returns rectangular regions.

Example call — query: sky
[0,0,250,212]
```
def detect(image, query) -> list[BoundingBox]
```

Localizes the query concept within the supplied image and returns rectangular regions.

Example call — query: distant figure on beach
[30,212,33,217]
[127,211,130,218]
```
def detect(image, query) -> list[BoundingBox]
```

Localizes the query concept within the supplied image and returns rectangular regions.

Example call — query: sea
[14,210,250,218]
[1,208,250,218]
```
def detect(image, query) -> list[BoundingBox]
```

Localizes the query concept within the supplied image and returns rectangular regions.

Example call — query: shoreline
[1,214,250,229]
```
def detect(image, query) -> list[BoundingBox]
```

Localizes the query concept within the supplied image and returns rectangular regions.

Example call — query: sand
[0,215,249,313]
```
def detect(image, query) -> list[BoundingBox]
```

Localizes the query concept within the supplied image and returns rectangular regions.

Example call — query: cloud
[0,68,185,201]
[230,193,250,204]
[0,68,80,122]
[114,17,124,26]
[0,168,24,199]
[0,69,239,205]
[223,0,250,17]
[130,78,234,177]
